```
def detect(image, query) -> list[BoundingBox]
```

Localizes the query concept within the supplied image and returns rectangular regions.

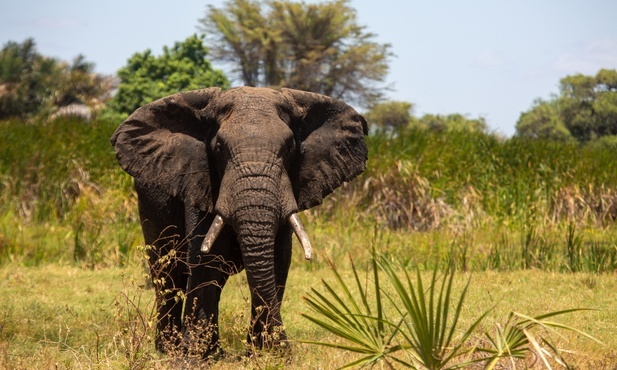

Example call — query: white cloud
[554,38,617,74]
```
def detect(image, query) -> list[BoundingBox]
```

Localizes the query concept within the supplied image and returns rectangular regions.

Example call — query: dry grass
[0,263,615,369]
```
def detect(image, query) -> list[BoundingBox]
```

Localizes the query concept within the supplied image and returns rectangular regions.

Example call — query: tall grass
[359,128,617,225]
[2,118,617,272]
[0,117,141,266]
[310,128,617,272]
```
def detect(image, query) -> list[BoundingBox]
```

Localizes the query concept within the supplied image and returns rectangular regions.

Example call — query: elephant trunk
[231,180,288,345]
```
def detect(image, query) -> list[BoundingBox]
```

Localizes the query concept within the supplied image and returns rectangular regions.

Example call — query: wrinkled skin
[110,86,368,357]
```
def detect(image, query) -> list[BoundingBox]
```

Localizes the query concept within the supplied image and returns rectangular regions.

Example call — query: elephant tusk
[289,213,313,260]
[201,215,225,253]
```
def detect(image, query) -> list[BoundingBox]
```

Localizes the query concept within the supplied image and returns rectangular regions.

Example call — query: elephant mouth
[200,213,313,260]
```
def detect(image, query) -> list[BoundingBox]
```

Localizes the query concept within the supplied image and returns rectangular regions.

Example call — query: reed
[2,117,617,272]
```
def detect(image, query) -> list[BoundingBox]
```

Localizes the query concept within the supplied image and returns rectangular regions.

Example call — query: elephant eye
[211,138,222,155]
[284,136,296,157]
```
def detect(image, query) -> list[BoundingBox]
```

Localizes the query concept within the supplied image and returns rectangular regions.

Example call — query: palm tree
[0,38,114,120]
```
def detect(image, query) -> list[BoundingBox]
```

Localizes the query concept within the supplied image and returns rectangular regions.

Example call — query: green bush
[108,35,229,116]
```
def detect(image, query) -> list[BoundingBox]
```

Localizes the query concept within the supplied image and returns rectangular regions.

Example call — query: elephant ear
[282,88,369,211]
[110,88,221,212]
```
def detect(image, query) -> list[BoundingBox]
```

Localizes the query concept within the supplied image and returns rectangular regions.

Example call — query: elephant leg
[183,211,240,358]
[136,182,189,352]
[148,241,188,351]
[183,256,229,357]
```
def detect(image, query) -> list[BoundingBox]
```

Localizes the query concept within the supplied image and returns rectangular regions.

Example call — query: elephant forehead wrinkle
[234,186,280,201]
[232,168,283,189]
[228,147,287,169]
[230,154,283,170]
[226,98,278,119]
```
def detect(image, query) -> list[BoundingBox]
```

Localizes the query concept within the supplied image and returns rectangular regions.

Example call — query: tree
[417,113,488,133]
[364,100,413,130]
[559,69,617,142]
[515,69,617,143]
[108,35,229,116]
[200,0,391,107]
[0,38,112,120]
[51,55,116,117]
[515,99,574,141]
[202,0,268,87]
[0,38,58,118]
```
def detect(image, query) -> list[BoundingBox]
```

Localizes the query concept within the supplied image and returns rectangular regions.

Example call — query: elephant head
[110,86,367,353]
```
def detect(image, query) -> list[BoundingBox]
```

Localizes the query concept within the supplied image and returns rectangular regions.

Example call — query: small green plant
[376,259,489,369]
[301,254,400,368]
[480,310,602,369]
[564,222,583,272]
[585,241,617,273]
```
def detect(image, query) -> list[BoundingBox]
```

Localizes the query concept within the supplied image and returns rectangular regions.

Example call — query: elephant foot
[245,330,291,359]
[165,347,226,369]
[179,323,223,361]
[154,325,183,354]
[244,341,292,368]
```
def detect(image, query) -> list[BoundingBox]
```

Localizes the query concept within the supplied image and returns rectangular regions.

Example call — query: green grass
[0,263,615,369]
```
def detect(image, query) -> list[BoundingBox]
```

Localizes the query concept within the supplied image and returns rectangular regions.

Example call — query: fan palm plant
[302,250,490,369]
[479,310,602,369]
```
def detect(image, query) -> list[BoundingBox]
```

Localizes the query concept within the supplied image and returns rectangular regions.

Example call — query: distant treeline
[2,23,615,145]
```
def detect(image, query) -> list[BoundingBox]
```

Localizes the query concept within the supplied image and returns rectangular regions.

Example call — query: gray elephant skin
[110,86,368,357]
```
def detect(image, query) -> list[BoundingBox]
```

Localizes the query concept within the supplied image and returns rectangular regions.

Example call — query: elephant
[110,86,368,357]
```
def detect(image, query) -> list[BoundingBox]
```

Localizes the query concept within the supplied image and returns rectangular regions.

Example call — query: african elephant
[110,86,368,357]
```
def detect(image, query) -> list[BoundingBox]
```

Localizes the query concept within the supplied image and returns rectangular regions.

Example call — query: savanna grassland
[1,117,616,369]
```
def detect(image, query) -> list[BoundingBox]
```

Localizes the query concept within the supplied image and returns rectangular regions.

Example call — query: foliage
[357,128,617,226]
[561,69,617,141]
[0,117,139,267]
[302,254,400,369]
[107,35,229,116]
[479,310,602,369]
[0,38,113,120]
[515,99,574,141]
[364,100,413,131]
[200,0,391,107]
[516,69,617,143]
[303,251,487,369]
[0,38,55,118]
[303,250,600,369]
[413,113,488,133]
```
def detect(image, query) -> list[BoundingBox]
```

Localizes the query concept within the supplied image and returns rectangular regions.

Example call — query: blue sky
[1,0,616,135]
